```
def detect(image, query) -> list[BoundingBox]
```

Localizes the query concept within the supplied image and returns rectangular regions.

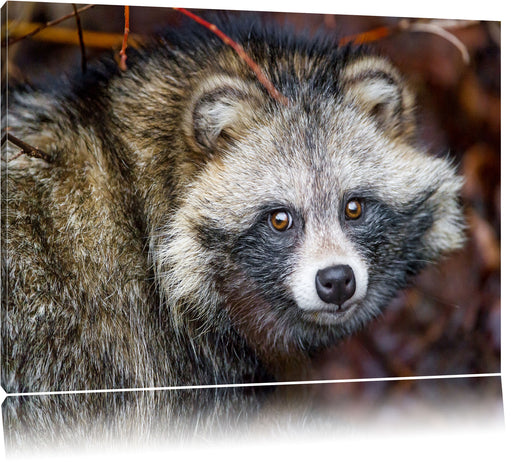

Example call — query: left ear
[342,56,416,138]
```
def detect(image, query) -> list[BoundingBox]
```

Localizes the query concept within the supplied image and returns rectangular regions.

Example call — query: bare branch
[173,8,289,106]
[338,25,394,47]
[5,21,143,49]
[119,6,130,71]
[3,4,95,47]
[72,4,87,74]
[2,132,52,163]
[407,21,471,65]
[338,18,477,64]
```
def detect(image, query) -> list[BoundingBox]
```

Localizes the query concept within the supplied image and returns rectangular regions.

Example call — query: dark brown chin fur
[222,275,310,382]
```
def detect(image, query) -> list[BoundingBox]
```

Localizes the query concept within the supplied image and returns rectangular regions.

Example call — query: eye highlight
[345,199,363,220]
[269,209,293,232]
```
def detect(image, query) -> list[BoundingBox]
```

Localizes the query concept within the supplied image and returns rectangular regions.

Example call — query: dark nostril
[315,264,356,306]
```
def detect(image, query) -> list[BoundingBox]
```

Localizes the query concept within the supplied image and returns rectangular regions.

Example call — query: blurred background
[2,1,501,413]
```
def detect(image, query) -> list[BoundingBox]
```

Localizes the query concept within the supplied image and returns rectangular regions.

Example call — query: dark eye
[345,199,363,220]
[269,209,293,232]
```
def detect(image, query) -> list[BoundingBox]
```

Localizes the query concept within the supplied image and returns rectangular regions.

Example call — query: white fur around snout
[290,253,369,312]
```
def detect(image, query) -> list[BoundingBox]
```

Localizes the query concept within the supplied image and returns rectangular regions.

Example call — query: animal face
[155,55,464,353]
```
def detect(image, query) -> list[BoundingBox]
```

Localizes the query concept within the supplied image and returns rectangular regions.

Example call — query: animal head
[154,50,465,353]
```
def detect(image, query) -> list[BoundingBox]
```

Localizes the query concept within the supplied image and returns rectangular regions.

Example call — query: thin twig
[338,18,476,64]
[3,4,95,47]
[408,21,471,65]
[5,21,142,48]
[2,132,52,162]
[173,8,289,106]
[119,5,130,71]
[72,4,87,74]
[338,25,395,46]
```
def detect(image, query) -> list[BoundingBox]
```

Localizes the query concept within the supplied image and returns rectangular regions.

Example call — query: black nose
[315,264,356,306]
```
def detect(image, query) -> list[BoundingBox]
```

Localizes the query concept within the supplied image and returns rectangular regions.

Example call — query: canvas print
[0,2,502,456]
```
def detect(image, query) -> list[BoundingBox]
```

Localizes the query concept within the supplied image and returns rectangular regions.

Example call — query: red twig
[3,4,95,47]
[119,5,130,71]
[338,25,394,46]
[173,8,289,105]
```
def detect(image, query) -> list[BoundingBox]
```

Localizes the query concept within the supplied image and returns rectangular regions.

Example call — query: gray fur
[1,19,465,393]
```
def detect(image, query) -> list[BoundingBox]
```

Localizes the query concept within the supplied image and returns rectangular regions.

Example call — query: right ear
[341,56,416,139]
[184,75,265,154]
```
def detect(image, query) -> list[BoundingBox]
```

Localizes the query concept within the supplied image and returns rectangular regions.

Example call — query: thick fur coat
[1,17,465,392]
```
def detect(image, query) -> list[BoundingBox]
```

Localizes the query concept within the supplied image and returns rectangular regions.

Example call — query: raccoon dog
[1,16,465,392]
